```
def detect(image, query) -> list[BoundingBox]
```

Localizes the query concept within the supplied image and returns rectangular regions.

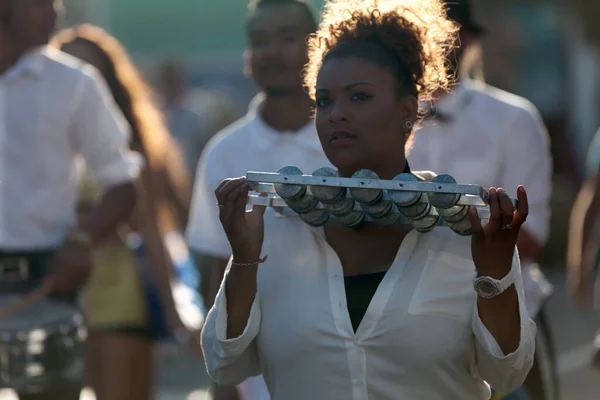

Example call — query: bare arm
[477,285,521,354]
[225,248,261,339]
[200,179,265,387]
[123,170,180,323]
[472,188,532,356]
[472,250,535,394]
[80,182,136,246]
[568,173,600,276]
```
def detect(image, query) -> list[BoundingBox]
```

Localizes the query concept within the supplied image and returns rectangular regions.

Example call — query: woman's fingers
[232,184,250,219]
[486,188,501,232]
[221,182,247,222]
[468,207,484,237]
[215,177,246,206]
[249,192,268,219]
[214,178,231,197]
[513,186,529,230]
[497,188,514,229]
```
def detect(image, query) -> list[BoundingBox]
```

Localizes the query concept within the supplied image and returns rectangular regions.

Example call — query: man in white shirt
[0,1,139,399]
[186,1,330,399]
[408,1,554,399]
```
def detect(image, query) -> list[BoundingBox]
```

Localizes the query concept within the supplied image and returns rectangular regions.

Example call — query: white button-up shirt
[186,97,332,258]
[202,217,536,399]
[0,47,139,250]
[408,80,552,245]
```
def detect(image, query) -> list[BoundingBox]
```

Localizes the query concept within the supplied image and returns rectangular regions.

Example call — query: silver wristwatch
[473,271,515,299]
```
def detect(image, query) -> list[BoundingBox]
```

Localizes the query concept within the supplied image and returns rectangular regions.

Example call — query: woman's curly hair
[304,0,458,101]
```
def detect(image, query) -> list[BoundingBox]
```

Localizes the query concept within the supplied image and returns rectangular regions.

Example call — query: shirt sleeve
[69,66,141,188]
[500,106,552,245]
[185,139,233,259]
[471,250,537,394]
[201,260,262,386]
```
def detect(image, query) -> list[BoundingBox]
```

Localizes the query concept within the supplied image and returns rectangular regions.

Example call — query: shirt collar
[2,46,47,81]
[435,81,473,115]
[246,93,323,152]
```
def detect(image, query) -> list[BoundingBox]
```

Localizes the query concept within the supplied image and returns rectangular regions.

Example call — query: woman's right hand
[215,177,266,260]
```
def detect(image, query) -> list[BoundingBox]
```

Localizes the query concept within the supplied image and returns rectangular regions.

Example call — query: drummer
[0,1,139,399]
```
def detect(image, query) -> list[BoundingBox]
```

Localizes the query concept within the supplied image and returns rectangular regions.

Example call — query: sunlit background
[3,0,600,398]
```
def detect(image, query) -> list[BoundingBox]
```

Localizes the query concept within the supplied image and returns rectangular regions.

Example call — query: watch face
[475,278,499,299]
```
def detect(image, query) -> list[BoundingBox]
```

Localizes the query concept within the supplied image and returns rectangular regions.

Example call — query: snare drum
[0,295,85,394]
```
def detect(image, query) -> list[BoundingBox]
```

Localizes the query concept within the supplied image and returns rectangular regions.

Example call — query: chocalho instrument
[244,167,517,236]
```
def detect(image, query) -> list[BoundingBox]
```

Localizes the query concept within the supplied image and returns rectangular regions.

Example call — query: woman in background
[51,25,200,400]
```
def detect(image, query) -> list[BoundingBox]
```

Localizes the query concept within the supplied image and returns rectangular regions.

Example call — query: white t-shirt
[0,46,139,249]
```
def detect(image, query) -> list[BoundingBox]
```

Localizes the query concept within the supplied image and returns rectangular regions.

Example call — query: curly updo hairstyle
[304,0,458,102]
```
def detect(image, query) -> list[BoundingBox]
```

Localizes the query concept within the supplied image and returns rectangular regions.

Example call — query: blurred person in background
[51,24,201,400]
[407,1,555,399]
[156,59,212,181]
[185,0,329,399]
[0,1,139,399]
[567,126,600,369]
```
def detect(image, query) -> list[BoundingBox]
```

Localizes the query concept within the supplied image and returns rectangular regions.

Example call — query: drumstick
[0,279,54,320]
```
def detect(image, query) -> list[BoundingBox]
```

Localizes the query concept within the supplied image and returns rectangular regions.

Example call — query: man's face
[246,4,312,94]
[8,0,62,47]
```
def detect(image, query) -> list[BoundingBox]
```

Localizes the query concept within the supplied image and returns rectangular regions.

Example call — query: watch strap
[474,270,515,298]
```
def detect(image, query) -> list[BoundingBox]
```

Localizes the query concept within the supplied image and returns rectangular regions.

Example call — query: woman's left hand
[469,186,529,278]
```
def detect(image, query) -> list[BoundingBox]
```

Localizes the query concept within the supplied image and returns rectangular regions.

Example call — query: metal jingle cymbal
[300,209,330,227]
[389,173,423,207]
[412,213,440,233]
[310,167,347,203]
[274,166,307,201]
[284,196,319,214]
[436,204,470,223]
[399,202,431,220]
[446,217,473,236]
[428,174,461,209]
[350,170,384,205]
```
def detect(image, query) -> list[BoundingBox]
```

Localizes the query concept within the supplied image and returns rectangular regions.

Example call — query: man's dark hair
[248,0,318,33]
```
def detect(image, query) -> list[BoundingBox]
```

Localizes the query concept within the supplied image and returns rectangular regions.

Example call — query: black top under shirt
[343,162,411,333]
[344,271,387,332]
